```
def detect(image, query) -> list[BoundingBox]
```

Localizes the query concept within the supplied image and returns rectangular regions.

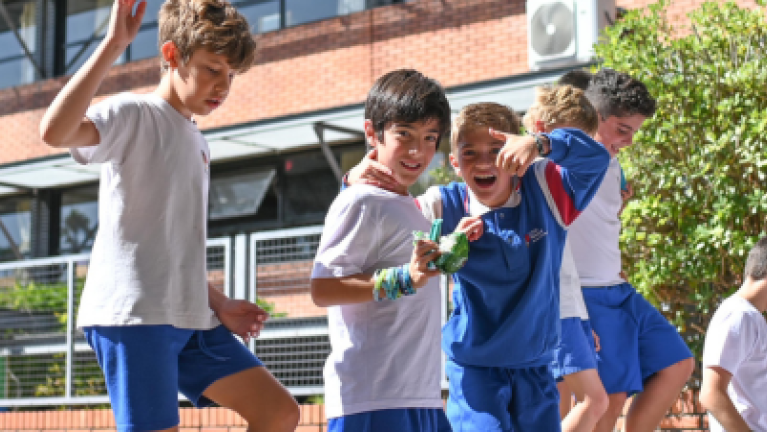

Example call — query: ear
[161,41,180,69]
[449,152,463,179]
[364,120,380,149]
[534,120,546,134]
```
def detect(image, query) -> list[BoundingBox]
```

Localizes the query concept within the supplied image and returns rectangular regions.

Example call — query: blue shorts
[582,283,693,396]
[551,318,597,381]
[328,408,452,432]
[445,359,560,432]
[85,324,263,431]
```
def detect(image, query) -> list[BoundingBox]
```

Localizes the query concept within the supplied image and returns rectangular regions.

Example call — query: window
[209,169,278,221]
[64,0,117,74]
[59,186,98,255]
[236,0,281,34]
[0,0,39,88]
[283,151,341,222]
[285,0,363,27]
[0,196,33,262]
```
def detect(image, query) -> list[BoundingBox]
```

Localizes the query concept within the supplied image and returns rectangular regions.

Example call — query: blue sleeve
[534,128,610,225]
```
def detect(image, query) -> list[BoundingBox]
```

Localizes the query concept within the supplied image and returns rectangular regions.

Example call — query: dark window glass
[59,186,99,255]
[0,196,33,262]
[127,0,163,60]
[283,151,339,221]
[210,169,278,221]
[236,0,281,34]
[285,0,363,27]
[65,0,120,74]
[0,0,38,89]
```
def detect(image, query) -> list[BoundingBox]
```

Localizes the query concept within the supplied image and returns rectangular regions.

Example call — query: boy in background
[523,84,609,432]
[39,0,299,430]
[701,236,767,432]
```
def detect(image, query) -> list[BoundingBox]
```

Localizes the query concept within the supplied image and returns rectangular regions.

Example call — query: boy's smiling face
[366,119,440,195]
[450,127,514,208]
[163,43,236,119]
[595,114,647,157]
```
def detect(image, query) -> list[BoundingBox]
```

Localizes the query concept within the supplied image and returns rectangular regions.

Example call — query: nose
[215,74,232,95]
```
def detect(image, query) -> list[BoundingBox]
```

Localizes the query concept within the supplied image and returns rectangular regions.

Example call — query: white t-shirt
[72,93,217,330]
[312,185,443,419]
[418,185,589,319]
[568,157,625,287]
[703,295,767,432]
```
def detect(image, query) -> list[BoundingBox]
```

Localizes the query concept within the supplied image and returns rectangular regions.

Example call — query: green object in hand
[412,219,469,274]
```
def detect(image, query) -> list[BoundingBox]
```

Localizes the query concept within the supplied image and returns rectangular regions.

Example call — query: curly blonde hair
[159,0,256,73]
[523,85,598,136]
[451,103,521,152]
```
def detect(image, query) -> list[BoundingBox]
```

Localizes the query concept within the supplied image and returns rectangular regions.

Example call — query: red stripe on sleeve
[414,199,421,210]
[544,161,580,226]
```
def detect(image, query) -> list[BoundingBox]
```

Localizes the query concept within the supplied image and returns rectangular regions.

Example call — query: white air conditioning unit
[527,0,616,70]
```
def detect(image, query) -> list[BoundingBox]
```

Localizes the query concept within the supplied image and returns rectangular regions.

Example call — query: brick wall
[0,0,758,166]
[0,390,712,431]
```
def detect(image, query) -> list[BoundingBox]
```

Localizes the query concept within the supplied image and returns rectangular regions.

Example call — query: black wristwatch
[534,133,551,157]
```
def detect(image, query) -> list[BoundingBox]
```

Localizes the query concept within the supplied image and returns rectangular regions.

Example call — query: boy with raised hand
[310,69,466,432]
[39,0,299,430]
[523,85,609,432]
[700,236,767,432]
[568,68,695,432]
[348,101,610,430]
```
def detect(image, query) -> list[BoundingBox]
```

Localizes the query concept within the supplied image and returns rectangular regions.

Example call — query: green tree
[593,0,767,360]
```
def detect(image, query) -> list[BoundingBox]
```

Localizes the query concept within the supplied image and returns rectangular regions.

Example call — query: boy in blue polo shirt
[348,101,610,430]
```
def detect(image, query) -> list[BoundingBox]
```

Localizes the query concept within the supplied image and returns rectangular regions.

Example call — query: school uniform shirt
[703,295,767,432]
[568,157,626,287]
[312,185,444,419]
[560,239,589,320]
[417,128,610,368]
[72,92,217,330]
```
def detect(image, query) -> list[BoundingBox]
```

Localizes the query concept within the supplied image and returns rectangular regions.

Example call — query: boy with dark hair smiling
[39,0,299,430]
[311,69,467,432]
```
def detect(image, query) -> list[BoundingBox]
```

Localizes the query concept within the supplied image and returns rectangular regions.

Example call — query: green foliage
[256,297,287,318]
[593,1,767,361]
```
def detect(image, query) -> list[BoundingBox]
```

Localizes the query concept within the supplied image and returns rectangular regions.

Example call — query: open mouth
[206,99,222,109]
[400,161,421,171]
[474,174,497,188]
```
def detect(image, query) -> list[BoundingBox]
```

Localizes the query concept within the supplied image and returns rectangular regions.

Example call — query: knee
[271,398,300,431]
[585,389,610,419]
[605,394,628,419]
[242,397,300,432]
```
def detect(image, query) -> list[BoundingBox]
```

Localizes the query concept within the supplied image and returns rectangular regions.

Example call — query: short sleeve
[703,309,756,374]
[311,190,379,278]
[416,186,443,222]
[70,93,140,165]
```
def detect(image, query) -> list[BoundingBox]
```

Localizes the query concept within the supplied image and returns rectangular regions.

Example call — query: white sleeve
[703,309,756,374]
[70,93,139,165]
[311,191,379,278]
[416,186,443,222]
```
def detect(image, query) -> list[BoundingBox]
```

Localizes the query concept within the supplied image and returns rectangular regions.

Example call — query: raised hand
[106,0,147,48]
[490,128,539,177]
[216,298,270,344]
[409,239,442,289]
[347,148,400,192]
[455,216,484,242]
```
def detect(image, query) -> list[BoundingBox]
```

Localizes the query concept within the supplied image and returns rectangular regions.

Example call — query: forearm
[40,38,126,147]
[310,275,378,307]
[208,282,228,315]
[546,128,610,211]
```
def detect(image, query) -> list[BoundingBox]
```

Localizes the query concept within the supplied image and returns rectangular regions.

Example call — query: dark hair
[364,69,451,145]
[558,69,593,91]
[745,236,767,281]
[585,68,657,119]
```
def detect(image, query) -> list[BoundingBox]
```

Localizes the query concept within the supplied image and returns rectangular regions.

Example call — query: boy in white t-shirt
[311,69,477,432]
[39,0,299,430]
[701,236,767,432]
[523,85,609,432]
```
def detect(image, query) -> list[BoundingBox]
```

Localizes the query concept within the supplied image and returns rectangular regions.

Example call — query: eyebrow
[391,123,441,134]
[618,122,635,132]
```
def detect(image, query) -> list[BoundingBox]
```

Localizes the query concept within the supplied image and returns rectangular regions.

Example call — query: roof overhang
[0,66,580,195]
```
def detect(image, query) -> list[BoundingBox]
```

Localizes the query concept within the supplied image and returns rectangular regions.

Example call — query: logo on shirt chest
[524,228,547,247]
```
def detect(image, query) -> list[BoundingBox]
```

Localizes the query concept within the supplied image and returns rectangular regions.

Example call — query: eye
[396,130,411,138]
[208,67,219,74]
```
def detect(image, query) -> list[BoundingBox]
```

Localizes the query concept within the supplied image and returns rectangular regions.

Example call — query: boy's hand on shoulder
[106,0,147,48]
[455,216,483,242]
[490,128,539,177]
[216,298,269,344]
[347,149,399,192]
[410,240,442,289]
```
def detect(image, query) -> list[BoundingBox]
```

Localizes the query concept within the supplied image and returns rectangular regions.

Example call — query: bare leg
[594,392,628,432]
[623,358,694,432]
[558,381,573,419]
[561,369,609,432]
[203,366,300,432]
